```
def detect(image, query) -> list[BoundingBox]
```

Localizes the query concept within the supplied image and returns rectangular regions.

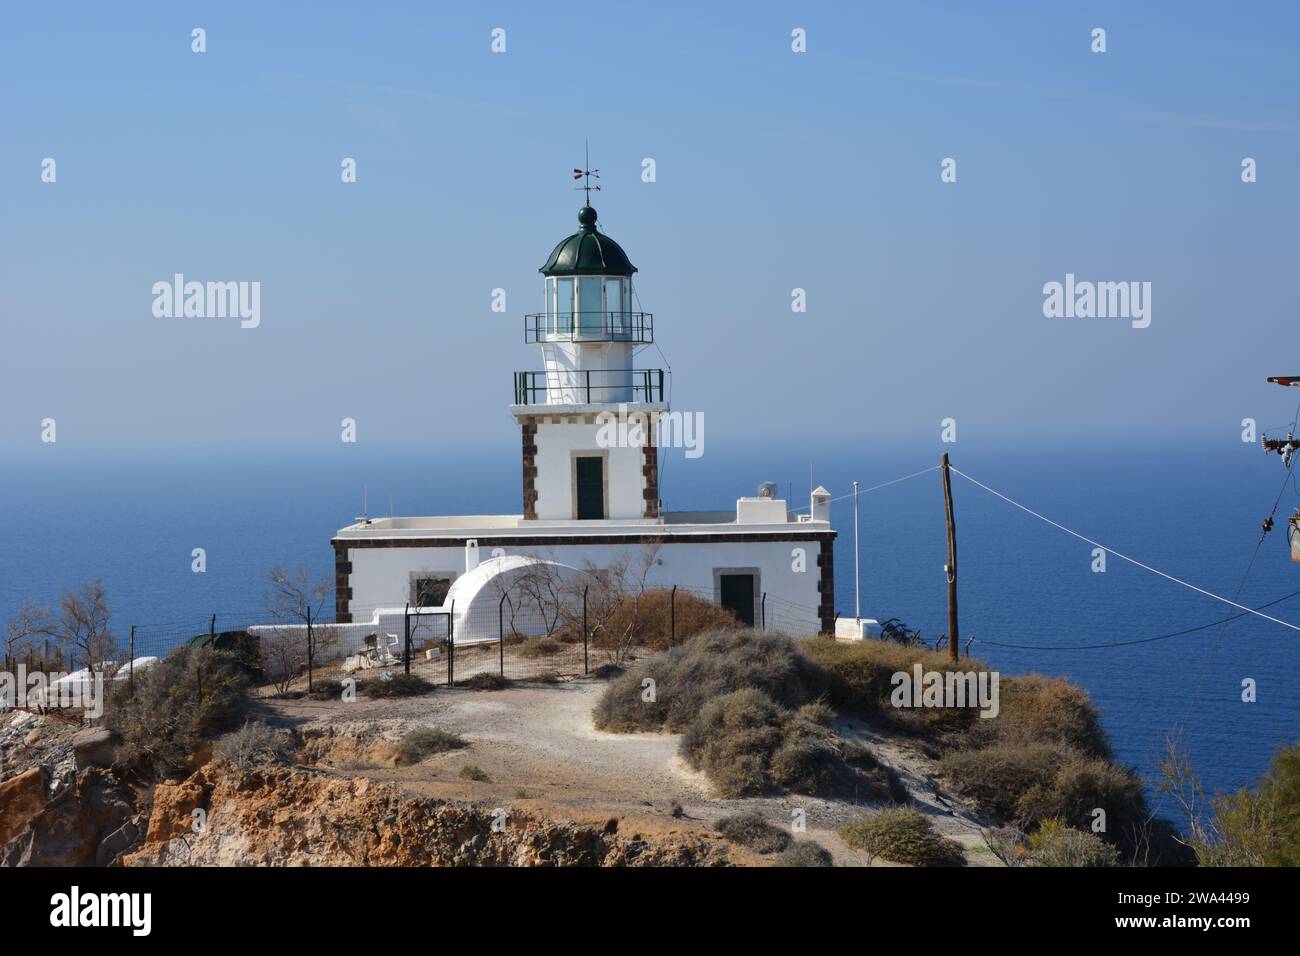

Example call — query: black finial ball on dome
[578,206,598,229]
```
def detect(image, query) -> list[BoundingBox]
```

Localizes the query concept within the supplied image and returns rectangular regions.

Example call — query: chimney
[810,486,831,522]
[465,539,480,573]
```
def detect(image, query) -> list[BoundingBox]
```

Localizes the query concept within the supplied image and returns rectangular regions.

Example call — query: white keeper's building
[327,202,837,644]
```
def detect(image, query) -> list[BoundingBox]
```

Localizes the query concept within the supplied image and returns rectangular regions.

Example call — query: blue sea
[4,433,1298,811]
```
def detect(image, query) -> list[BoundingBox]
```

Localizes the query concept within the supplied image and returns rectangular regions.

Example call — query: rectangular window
[605,277,625,335]
[575,456,604,519]
[412,576,452,608]
[555,278,574,334]
[578,277,602,334]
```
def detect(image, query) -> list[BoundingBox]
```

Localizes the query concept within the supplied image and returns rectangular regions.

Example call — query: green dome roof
[540,206,637,277]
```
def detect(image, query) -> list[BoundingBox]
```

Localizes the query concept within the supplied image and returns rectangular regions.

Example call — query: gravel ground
[258,677,998,866]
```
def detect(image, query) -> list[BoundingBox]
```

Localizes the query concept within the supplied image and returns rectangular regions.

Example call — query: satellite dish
[757,481,778,499]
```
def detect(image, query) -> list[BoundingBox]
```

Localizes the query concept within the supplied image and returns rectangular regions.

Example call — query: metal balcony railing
[513,369,665,405]
[523,312,654,344]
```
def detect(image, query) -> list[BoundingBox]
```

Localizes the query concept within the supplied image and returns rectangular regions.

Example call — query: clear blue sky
[2,1,1297,451]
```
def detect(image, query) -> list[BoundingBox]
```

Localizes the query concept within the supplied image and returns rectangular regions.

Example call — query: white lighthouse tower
[512,199,664,521]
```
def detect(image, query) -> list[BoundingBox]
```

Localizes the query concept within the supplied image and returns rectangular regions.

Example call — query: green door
[576,456,604,519]
[719,574,755,626]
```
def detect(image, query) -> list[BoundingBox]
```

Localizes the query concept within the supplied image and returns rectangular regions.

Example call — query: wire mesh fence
[2,582,825,708]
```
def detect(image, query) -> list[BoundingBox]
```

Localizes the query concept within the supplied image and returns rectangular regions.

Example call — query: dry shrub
[593,589,739,652]
[361,673,434,698]
[681,688,786,797]
[1016,753,1147,835]
[393,727,467,765]
[679,686,887,799]
[458,672,509,690]
[966,673,1110,758]
[769,735,841,795]
[840,807,966,867]
[517,636,563,659]
[215,720,292,771]
[715,811,792,854]
[941,743,1149,858]
[778,841,833,867]
[938,742,1066,822]
[800,637,986,738]
[593,628,830,733]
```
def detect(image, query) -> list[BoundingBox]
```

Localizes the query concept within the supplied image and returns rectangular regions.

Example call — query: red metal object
[1267,376,1300,387]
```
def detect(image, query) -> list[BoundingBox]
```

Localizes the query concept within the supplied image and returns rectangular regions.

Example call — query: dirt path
[259,678,998,866]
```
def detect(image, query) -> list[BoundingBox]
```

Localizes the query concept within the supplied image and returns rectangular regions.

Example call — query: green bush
[361,673,434,699]
[840,808,965,867]
[1170,738,1300,867]
[715,811,792,854]
[1022,819,1121,866]
[459,764,490,782]
[778,841,833,867]
[593,628,830,733]
[107,644,248,777]
[393,727,467,765]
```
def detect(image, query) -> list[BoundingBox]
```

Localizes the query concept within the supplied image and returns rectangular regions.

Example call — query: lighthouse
[513,203,664,522]
[311,188,840,644]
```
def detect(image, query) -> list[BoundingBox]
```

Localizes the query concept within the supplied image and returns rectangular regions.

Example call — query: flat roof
[335,511,831,540]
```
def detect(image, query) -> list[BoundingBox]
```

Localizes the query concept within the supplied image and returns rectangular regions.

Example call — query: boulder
[0,767,139,866]
[144,778,209,843]
[0,767,47,846]
[71,727,118,770]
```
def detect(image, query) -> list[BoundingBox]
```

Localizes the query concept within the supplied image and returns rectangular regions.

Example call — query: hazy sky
[3,1,1297,453]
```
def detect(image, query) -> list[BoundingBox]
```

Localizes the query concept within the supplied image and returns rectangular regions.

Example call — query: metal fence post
[761,592,767,630]
[129,624,136,695]
[582,585,589,676]
[305,606,314,693]
[447,599,455,687]
[670,585,677,646]
[404,602,411,676]
[498,592,507,678]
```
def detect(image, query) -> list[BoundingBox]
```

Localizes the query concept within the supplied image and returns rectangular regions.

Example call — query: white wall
[533,420,645,520]
[344,537,823,635]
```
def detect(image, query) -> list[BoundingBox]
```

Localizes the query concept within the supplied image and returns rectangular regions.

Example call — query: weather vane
[573,141,600,205]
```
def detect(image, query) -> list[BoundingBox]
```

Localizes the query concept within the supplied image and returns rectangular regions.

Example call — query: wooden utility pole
[941,453,959,662]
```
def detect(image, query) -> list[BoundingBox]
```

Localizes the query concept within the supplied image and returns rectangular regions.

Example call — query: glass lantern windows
[544,275,632,339]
